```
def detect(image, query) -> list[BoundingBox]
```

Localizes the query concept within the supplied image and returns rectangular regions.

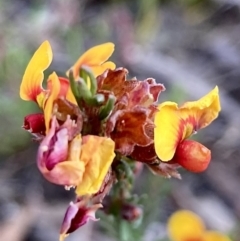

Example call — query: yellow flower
[20,41,115,132]
[167,210,231,241]
[154,87,220,172]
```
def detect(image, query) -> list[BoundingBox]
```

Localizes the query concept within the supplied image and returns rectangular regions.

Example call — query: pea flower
[20,40,115,132]
[37,116,115,192]
[154,87,221,172]
[168,210,231,241]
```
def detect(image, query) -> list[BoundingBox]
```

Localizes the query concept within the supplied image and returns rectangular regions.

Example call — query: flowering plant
[20,41,221,240]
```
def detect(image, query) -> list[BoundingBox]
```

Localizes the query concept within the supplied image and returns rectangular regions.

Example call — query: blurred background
[0,0,240,240]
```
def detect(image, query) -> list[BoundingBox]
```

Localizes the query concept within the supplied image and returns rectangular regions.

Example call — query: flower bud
[60,198,102,241]
[173,140,211,173]
[121,203,142,222]
[22,113,45,136]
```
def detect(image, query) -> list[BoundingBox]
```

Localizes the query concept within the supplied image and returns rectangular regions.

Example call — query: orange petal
[167,210,205,241]
[203,231,232,241]
[20,40,53,102]
[44,72,60,133]
[154,102,184,161]
[69,42,115,79]
[75,136,115,196]
[181,86,221,130]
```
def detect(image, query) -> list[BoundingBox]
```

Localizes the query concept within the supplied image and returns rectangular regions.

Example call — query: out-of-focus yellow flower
[167,210,231,241]
[20,41,115,132]
[154,87,221,172]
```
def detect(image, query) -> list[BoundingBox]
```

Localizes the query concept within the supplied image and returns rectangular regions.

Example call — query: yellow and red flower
[168,210,231,241]
[20,40,116,193]
[20,40,115,133]
[154,87,221,172]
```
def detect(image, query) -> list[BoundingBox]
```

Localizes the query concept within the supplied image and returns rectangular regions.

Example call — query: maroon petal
[131,144,157,164]
[106,108,153,155]
[60,198,102,241]
[146,78,165,102]
[23,113,45,135]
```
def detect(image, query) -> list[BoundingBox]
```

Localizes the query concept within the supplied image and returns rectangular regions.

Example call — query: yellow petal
[44,72,60,133]
[76,136,115,196]
[167,210,205,241]
[20,40,53,102]
[203,231,232,241]
[69,42,115,79]
[90,61,116,77]
[36,91,46,108]
[59,233,69,241]
[154,102,184,161]
[181,86,221,129]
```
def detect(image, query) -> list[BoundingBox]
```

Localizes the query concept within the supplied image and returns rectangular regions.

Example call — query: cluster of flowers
[20,41,221,240]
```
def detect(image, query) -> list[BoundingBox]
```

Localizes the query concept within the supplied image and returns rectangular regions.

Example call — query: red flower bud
[173,140,211,173]
[22,113,45,135]
[60,198,102,241]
